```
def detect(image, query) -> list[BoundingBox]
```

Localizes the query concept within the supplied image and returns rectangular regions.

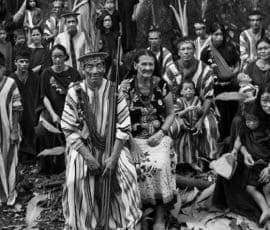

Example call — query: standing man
[61,51,142,229]
[240,10,264,71]
[11,49,40,163]
[54,11,89,70]
[194,19,211,60]
[148,25,181,87]
[0,52,22,206]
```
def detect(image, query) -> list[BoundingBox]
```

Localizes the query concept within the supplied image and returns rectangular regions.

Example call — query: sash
[211,43,234,80]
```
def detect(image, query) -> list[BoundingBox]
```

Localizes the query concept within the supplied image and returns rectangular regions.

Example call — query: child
[237,72,258,101]
[173,79,203,169]
[240,102,270,225]
[97,0,121,33]
[24,0,43,45]
[0,25,13,74]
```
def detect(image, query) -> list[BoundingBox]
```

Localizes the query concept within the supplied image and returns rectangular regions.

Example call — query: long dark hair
[125,49,160,79]
[210,22,227,47]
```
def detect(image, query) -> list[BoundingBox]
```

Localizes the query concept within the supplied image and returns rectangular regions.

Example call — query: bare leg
[263,184,270,207]
[246,185,270,224]
[153,205,166,230]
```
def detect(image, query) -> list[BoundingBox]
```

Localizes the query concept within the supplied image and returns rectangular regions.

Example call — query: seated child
[240,102,270,225]
[172,79,203,169]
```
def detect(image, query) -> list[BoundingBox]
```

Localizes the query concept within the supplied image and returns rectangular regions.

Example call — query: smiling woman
[245,37,270,87]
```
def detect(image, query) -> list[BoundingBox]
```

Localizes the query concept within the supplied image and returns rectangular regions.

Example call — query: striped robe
[149,47,182,86]
[0,77,22,205]
[240,29,263,71]
[61,79,142,230]
[172,60,219,160]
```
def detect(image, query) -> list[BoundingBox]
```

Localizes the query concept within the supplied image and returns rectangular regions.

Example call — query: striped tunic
[239,29,263,71]
[61,79,142,230]
[0,77,22,205]
[149,47,182,86]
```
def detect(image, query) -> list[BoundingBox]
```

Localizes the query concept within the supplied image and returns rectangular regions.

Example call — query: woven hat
[78,52,108,64]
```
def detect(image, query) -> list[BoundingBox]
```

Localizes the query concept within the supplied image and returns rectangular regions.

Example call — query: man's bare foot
[259,209,270,225]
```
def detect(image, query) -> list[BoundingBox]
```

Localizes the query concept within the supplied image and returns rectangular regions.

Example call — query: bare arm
[161,92,175,132]
[43,96,60,124]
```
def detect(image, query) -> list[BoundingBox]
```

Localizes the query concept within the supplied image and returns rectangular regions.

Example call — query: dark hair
[180,79,196,91]
[126,49,159,78]
[26,0,39,9]
[0,24,6,32]
[15,49,31,60]
[97,12,112,33]
[256,37,270,49]
[13,29,26,40]
[209,22,226,35]
[30,26,43,35]
[50,44,69,61]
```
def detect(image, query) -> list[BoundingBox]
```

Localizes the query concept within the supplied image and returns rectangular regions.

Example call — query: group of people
[0,0,269,229]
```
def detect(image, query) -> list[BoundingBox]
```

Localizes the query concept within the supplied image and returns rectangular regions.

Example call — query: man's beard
[68,28,77,37]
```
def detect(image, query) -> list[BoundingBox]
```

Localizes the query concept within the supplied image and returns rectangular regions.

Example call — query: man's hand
[51,112,61,125]
[192,119,203,135]
[102,155,118,177]
[259,167,270,184]
[85,154,101,174]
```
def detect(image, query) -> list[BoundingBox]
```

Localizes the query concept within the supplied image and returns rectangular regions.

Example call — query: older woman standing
[36,44,81,174]
[121,49,176,230]
[175,38,219,161]
[245,37,270,88]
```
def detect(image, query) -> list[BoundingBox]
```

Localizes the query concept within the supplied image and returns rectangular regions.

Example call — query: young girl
[173,79,203,169]
[240,102,270,225]
[24,0,43,45]
[28,27,50,75]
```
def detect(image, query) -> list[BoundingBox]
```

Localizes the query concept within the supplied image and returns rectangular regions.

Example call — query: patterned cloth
[0,77,22,205]
[135,136,176,207]
[121,76,176,207]
[239,29,264,71]
[61,79,142,229]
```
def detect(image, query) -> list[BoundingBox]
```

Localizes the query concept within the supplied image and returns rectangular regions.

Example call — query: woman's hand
[243,152,255,167]
[130,140,144,164]
[147,130,164,147]
[259,167,270,184]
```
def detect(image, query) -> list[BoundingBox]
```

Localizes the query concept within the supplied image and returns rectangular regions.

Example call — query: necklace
[135,77,154,106]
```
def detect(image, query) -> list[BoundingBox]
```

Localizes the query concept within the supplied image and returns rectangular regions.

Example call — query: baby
[237,73,258,101]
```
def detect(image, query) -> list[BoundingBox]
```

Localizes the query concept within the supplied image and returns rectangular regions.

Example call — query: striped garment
[149,47,182,86]
[239,29,263,71]
[61,79,142,230]
[0,77,22,205]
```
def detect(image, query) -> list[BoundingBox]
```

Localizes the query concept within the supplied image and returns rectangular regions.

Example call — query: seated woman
[213,83,270,228]
[120,49,176,230]
[175,38,219,160]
